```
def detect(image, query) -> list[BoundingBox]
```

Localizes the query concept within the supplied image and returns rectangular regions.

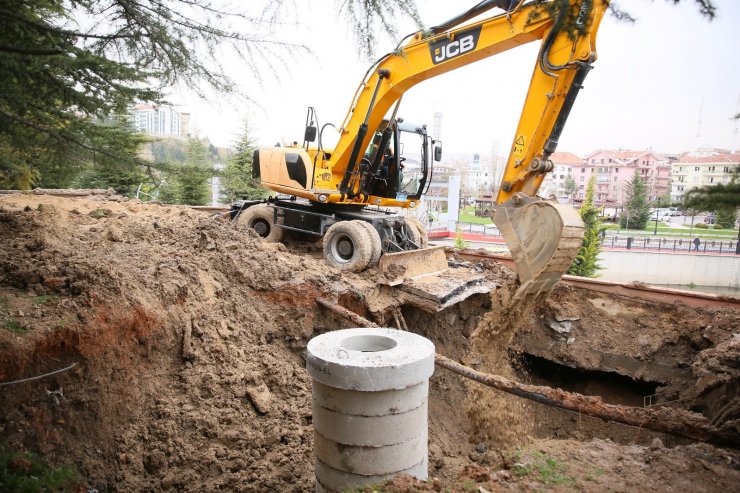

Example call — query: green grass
[509,451,576,488]
[342,482,388,493]
[0,446,80,492]
[2,319,28,334]
[459,205,495,225]
[0,296,8,307]
[603,223,737,240]
[458,212,494,225]
[31,295,58,306]
[535,454,574,486]
[454,230,469,249]
[512,462,532,477]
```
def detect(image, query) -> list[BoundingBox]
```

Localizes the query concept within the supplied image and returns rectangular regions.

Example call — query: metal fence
[429,221,501,237]
[602,235,738,254]
[430,221,738,254]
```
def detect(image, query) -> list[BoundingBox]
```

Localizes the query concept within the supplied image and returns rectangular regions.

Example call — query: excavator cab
[359,119,439,202]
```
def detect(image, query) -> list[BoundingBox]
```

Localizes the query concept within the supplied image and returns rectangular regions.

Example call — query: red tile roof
[549,151,582,165]
[675,153,740,164]
[584,149,664,164]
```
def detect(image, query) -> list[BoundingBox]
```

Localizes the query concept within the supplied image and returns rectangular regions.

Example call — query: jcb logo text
[429,27,481,65]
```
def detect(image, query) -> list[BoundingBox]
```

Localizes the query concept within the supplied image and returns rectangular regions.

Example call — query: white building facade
[129,104,182,137]
[670,149,740,203]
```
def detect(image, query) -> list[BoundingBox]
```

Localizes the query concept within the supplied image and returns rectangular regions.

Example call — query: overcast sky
[178,0,740,158]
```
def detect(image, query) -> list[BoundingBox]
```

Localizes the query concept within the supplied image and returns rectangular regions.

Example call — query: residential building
[670,149,740,203]
[421,161,456,218]
[461,154,486,194]
[129,104,182,137]
[539,151,581,198]
[572,150,670,206]
[444,153,505,197]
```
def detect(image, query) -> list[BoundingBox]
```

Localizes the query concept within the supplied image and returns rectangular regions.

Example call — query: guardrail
[428,221,500,237]
[603,235,737,254]
[429,220,739,255]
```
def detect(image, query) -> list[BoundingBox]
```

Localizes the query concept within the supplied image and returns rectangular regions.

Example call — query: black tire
[236,204,284,243]
[323,221,372,272]
[404,217,428,248]
[357,221,382,268]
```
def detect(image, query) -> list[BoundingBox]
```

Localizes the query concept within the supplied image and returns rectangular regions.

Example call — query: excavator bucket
[377,246,495,312]
[493,194,584,301]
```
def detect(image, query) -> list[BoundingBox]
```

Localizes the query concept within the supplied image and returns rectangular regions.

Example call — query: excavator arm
[327,0,607,299]
[328,0,606,201]
[251,1,607,300]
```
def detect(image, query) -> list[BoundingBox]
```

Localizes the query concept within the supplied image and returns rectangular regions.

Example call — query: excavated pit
[0,194,738,492]
[516,353,661,408]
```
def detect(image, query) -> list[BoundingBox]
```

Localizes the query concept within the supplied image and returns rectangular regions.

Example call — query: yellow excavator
[232,0,607,303]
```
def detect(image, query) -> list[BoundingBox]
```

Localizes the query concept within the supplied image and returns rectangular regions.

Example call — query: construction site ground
[0,194,738,492]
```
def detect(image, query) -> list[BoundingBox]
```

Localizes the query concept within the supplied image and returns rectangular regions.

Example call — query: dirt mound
[358,438,740,492]
[0,194,738,492]
[0,194,365,491]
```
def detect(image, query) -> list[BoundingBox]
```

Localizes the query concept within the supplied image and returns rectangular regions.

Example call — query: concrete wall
[598,251,740,289]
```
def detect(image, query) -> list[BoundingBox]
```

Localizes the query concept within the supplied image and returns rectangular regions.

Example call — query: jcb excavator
[232,0,607,305]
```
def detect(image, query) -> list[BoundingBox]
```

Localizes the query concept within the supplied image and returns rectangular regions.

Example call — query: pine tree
[715,207,737,229]
[569,175,602,277]
[176,139,213,206]
[620,172,651,229]
[563,176,577,200]
[75,121,151,195]
[0,0,421,189]
[221,124,269,203]
[157,178,182,205]
[683,171,740,210]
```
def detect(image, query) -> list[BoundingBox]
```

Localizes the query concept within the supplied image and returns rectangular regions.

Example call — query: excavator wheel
[404,217,429,248]
[357,221,382,268]
[493,194,584,301]
[237,204,284,243]
[323,220,373,272]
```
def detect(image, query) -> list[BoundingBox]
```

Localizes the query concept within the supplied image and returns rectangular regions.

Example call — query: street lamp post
[653,201,660,235]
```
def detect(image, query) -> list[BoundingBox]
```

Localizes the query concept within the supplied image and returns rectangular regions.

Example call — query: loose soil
[0,194,737,492]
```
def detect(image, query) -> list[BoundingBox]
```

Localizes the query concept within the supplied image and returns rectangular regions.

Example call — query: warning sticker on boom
[513,135,525,155]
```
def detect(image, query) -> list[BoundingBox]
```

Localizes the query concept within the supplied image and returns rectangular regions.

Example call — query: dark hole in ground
[515,352,660,407]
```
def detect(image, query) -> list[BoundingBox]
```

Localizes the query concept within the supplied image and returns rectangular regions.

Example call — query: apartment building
[572,150,670,206]
[129,104,182,137]
[670,150,740,203]
[540,151,581,198]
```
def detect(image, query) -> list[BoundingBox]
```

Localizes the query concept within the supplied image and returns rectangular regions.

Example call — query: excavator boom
[247,0,609,302]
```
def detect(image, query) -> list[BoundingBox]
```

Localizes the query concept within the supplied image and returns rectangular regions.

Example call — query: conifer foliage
[0,0,421,191]
[619,171,651,229]
[220,124,269,203]
[568,175,602,277]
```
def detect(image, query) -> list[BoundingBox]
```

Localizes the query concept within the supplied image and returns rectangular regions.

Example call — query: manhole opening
[341,334,398,352]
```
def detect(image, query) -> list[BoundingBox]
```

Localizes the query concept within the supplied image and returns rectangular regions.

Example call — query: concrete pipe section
[306,327,435,493]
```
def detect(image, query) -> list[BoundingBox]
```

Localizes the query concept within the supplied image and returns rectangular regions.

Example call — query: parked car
[704,214,716,224]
